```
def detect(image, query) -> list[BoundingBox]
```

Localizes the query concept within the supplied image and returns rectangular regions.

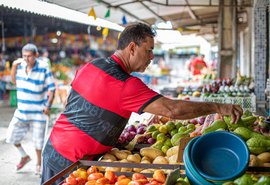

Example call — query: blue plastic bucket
[190,131,249,182]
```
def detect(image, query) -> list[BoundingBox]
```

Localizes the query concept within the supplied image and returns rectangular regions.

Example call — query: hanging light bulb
[102,27,109,39]
[96,26,101,31]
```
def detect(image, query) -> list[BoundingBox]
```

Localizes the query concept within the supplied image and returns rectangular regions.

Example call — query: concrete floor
[0,101,52,185]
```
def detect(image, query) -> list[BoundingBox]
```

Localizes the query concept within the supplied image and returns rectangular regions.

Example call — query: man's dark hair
[117,23,156,50]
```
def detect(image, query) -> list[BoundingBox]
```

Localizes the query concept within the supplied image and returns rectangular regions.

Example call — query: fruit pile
[62,166,167,185]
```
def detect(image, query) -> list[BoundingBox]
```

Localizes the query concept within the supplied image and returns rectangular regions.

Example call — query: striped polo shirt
[43,55,162,172]
[14,59,56,123]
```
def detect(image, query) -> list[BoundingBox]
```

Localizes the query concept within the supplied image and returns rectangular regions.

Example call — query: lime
[170,129,178,137]
[165,121,176,132]
[152,141,164,150]
[159,125,168,134]
[187,124,195,130]
[175,121,183,129]
[157,133,167,142]
[164,138,172,148]
[147,125,157,133]
[178,126,187,133]
[161,145,170,154]
[156,133,167,143]
[152,130,160,139]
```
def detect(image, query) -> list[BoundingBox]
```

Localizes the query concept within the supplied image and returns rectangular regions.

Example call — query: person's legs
[32,121,46,175]
[6,117,31,170]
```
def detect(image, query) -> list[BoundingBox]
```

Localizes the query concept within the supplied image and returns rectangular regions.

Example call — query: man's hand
[219,104,243,123]
[43,106,50,116]
[12,58,24,67]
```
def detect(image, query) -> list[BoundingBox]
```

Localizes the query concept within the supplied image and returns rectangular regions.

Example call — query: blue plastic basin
[190,131,249,182]
[184,137,214,185]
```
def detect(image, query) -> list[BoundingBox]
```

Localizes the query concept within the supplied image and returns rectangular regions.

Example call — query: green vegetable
[242,110,253,118]
[222,182,236,185]
[254,176,270,185]
[234,127,268,141]
[233,174,254,185]
[202,120,227,134]
[246,137,270,154]
[224,116,256,131]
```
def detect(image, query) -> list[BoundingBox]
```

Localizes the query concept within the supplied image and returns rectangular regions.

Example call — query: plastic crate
[201,94,256,112]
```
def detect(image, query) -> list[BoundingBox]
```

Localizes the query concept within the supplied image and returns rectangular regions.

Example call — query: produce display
[48,108,270,185]
[62,166,167,185]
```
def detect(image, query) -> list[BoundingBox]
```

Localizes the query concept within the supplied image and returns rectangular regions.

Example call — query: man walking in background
[6,43,56,175]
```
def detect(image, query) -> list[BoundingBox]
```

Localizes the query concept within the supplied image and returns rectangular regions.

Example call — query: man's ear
[128,42,136,56]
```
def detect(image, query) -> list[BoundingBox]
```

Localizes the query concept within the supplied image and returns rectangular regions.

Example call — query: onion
[129,131,137,140]
[138,123,147,128]
[147,138,156,144]
[137,127,145,134]
[197,117,205,125]
[126,125,137,133]
[189,119,198,125]
[137,136,145,144]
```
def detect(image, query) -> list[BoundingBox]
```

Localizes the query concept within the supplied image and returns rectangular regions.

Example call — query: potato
[133,159,151,173]
[141,156,152,162]
[140,147,164,160]
[97,159,113,171]
[105,166,121,172]
[114,151,129,160]
[257,152,270,163]
[102,153,117,161]
[168,154,180,164]
[140,169,154,173]
[127,154,141,163]
[166,146,179,157]
[121,150,132,155]
[108,148,119,156]
[263,163,270,167]
[152,156,169,164]
[119,159,133,172]
[249,154,262,166]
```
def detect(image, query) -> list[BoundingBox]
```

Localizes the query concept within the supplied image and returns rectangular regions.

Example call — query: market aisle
[0,101,52,185]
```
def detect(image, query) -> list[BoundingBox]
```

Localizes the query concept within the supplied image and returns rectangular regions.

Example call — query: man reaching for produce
[41,23,243,185]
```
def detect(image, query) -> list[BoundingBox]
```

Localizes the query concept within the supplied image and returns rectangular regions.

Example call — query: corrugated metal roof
[0,0,124,31]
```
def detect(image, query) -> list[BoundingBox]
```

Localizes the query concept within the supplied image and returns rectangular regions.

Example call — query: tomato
[153,170,166,183]
[65,176,77,185]
[96,177,110,185]
[88,172,104,181]
[132,173,147,181]
[116,178,132,185]
[87,166,99,175]
[104,170,117,183]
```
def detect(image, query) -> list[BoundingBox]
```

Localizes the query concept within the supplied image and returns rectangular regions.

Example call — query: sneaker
[35,165,41,176]
[16,156,31,170]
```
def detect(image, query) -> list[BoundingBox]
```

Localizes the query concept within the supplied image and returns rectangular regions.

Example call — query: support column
[254,0,269,108]
[217,0,237,78]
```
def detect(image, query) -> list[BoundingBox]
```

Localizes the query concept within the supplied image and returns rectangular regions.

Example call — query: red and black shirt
[43,55,162,172]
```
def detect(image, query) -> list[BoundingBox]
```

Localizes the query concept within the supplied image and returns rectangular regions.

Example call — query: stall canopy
[44,0,253,36]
